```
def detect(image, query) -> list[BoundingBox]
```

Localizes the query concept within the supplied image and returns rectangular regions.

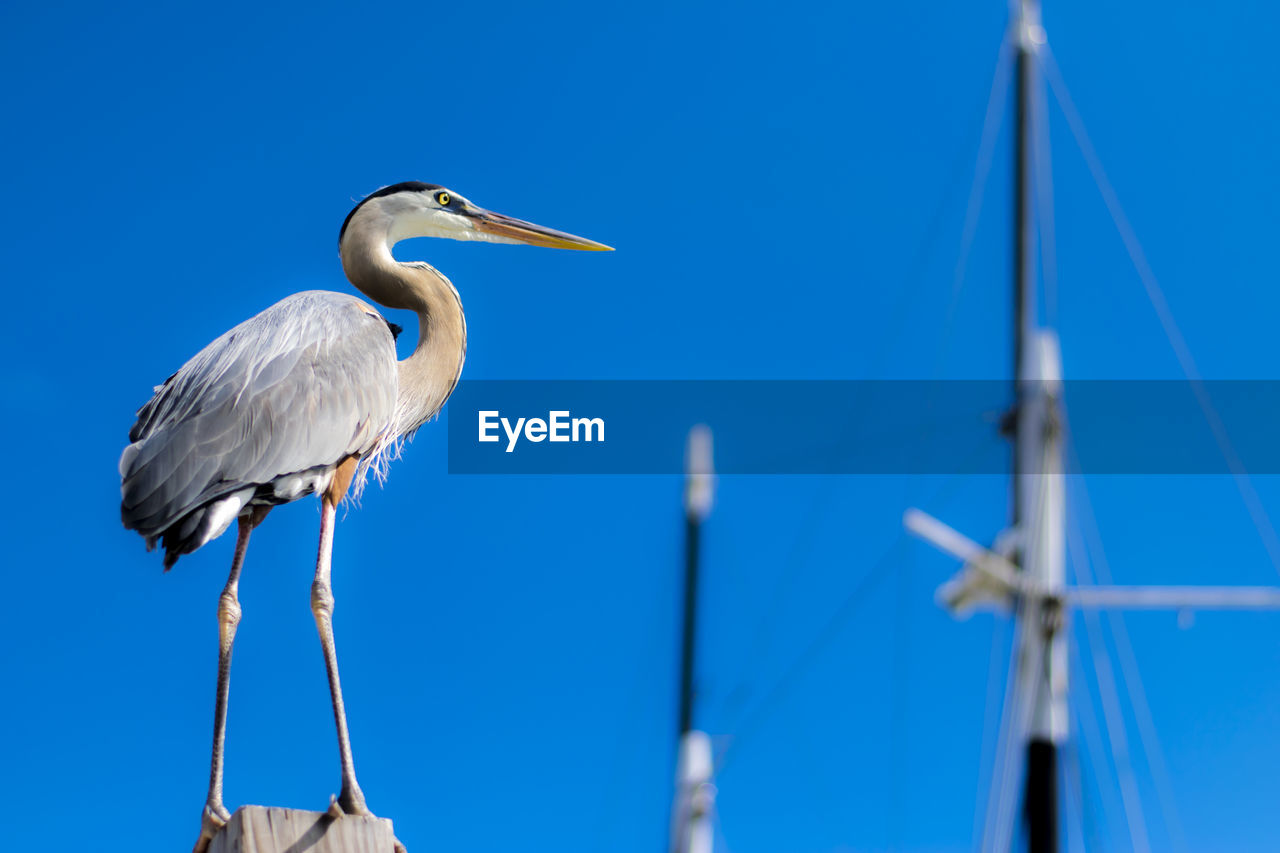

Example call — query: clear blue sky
[2,1,1278,851]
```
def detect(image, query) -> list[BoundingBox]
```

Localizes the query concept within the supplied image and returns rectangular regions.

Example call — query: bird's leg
[311,493,370,816]
[312,469,407,852]
[194,508,267,853]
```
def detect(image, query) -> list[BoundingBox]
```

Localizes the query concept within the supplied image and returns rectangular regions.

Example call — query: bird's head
[339,181,612,253]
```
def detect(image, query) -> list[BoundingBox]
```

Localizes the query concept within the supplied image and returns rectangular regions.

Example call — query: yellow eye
[436,191,451,206]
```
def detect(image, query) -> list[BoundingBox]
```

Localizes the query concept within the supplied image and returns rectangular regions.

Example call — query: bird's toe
[192,803,230,853]
[327,794,346,819]
[327,791,400,850]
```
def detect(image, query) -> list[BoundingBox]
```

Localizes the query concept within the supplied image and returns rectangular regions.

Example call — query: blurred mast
[906,1,1280,850]
[1009,1,1064,851]
[670,425,716,853]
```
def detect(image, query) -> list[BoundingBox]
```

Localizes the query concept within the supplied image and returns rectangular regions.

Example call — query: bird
[118,181,611,853]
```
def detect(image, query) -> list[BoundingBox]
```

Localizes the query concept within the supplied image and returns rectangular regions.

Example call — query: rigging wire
[990,598,1048,853]
[917,55,1018,836]
[710,27,1018,781]
[969,19,1047,851]
[977,616,1023,853]
[934,31,1015,374]
[986,458,1055,852]
[1066,518,1153,853]
[1038,44,1280,576]
[713,28,1011,729]
[711,799,733,853]
[713,534,905,777]
[707,45,1027,818]
[714,479,840,729]
[1060,698,1087,853]
[979,583,1029,847]
[1065,442,1191,853]
[971,616,1014,850]
[590,550,686,851]
[713,436,996,780]
[975,457,1050,852]
[1067,624,1121,850]
[975,442,1059,851]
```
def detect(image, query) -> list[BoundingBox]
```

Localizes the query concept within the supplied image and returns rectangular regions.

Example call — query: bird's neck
[341,230,467,437]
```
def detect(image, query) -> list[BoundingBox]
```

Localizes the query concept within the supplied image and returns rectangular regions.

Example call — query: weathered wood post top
[208,806,398,853]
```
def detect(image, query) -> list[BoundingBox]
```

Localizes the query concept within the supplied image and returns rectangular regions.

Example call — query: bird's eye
[436,191,451,206]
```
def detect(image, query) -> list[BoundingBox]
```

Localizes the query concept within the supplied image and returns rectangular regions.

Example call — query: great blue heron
[119,182,610,852]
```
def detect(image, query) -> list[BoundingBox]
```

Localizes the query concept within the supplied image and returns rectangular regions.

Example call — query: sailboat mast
[671,426,716,853]
[905,11,1280,847]
[1011,1,1066,851]
[678,436,709,736]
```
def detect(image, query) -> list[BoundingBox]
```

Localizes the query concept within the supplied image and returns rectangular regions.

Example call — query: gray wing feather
[121,290,399,547]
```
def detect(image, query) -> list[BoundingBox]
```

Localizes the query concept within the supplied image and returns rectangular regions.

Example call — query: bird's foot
[326,793,353,819]
[326,791,406,853]
[192,801,232,853]
[329,784,371,817]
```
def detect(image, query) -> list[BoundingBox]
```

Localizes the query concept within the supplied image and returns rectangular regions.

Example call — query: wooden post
[209,806,397,853]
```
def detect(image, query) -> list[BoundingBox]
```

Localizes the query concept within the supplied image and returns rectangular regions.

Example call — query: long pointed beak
[472,208,613,251]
